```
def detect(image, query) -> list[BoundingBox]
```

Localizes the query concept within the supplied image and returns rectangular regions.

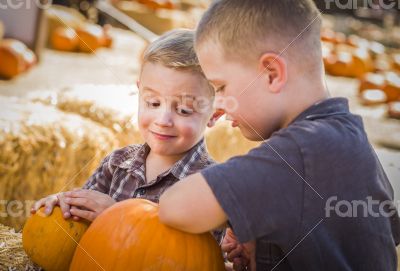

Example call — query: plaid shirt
[83,138,223,242]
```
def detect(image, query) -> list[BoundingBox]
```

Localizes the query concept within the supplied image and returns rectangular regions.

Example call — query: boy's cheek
[138,112,154,129]
[176,118,204,139]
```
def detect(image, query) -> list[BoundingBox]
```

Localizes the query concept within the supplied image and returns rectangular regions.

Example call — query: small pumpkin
[70,199,225,271]
[22,206,90,271]
[388,101,400,119]
[383,72,400,102]
[138,0,175,10]
[359,73,385,94]
[76,24,105,53]
[0,39,27,79]
[51,27,79,52]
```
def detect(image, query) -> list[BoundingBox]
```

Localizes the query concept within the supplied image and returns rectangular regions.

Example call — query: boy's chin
[240,127,270,142]
[149,145,187,157]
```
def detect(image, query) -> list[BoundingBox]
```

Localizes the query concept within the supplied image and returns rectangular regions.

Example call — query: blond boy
[31,29,223,242]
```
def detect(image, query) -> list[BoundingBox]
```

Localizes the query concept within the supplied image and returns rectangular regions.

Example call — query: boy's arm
[159,172,228,233]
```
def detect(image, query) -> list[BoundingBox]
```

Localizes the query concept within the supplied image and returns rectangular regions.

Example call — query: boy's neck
[281,76,329,128]
[147,150,186,166]
[144,150,187,182]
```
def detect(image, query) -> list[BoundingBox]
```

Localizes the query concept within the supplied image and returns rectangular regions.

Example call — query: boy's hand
[64,189,116,221]
[30,192,72,219]
[222,228,256,271]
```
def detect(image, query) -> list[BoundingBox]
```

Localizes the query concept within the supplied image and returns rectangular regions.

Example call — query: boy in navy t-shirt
[159,1,400,270]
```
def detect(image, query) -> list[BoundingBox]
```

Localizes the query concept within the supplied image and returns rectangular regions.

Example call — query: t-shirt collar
[291,97,350,124]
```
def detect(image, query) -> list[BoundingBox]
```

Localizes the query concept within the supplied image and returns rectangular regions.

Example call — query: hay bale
[27,84,143,147]
[0,223,37,271]
[0,96,117,230]
[205,121,260,162]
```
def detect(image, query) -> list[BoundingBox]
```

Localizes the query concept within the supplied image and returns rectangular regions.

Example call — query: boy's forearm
[159,173,228,233]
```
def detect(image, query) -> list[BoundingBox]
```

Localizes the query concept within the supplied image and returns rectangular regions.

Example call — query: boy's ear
[136,80,140,89]
[258,53,287,93]
[207,109,225,128]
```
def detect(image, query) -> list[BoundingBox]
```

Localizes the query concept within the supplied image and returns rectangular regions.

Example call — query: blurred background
[0,0,399,267]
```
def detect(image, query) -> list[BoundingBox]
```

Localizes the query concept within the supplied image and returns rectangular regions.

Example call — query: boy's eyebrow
[141,88,198,101]
[208,79,224,87]
[142,87,159,94]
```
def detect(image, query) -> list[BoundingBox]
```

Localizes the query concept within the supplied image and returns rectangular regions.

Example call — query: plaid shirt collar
[117,138,212,181]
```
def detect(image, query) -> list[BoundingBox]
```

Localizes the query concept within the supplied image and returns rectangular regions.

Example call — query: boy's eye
[176,106,194,116]
[215,86,225,93]
[146,101,161,108]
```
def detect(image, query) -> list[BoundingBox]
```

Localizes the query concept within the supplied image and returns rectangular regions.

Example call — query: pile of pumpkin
[21,199,225,271]
[321,28,400,119]
[113,0,209,10]
[51,24,113,53]
[0,21,37,79]
[358,71,400,119]
[46,5,113,53]
[112,0,206,35]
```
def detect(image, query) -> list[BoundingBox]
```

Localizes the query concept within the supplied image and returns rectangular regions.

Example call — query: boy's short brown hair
[143,29,204,75]
[195,0,322,64]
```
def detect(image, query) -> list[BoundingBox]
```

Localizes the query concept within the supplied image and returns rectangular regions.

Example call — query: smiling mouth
[151,131,177,140]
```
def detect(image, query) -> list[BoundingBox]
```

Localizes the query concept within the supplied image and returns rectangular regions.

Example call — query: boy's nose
[214,96,226,111]
[155,110,173,127]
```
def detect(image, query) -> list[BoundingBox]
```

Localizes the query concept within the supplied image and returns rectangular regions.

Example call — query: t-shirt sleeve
[201,131,304,244]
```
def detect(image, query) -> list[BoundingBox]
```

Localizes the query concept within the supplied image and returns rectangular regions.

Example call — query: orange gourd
[138,0,175,10]
[76,24,105,53]
[383,72,400,102]
[0,39,27,79]
[22,207,90,271]
[70,199,225,271]
[51,27,79,52]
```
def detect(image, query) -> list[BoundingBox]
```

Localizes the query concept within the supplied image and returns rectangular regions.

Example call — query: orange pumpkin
[70,199,225,271]
[76,24,105,53]
[359,73,385,94]
[388,101,400,119]
[383,72,400,102]
[51,27,79,52]
[138,0,175,10]
[22,206,90,271]
[359,89,387,105]
[22,49,37,69]
[0,39,27,79]
[350,48,373,78]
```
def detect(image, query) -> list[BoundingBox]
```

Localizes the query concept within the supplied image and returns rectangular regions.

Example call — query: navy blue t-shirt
[202,98,400,271]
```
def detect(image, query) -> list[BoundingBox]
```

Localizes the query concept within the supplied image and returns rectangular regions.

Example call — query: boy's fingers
[31,198,45,214]
[227,246,244,262]
[221,243,236,253]
[65,189,90,198]
[58,195,71,219]
[44,196,58,216]
[70,208,95,221]
[64,197,95,210]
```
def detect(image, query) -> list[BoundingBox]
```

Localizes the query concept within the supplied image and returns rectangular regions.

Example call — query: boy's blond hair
[143,29,204,75]
[195,0,322,65]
